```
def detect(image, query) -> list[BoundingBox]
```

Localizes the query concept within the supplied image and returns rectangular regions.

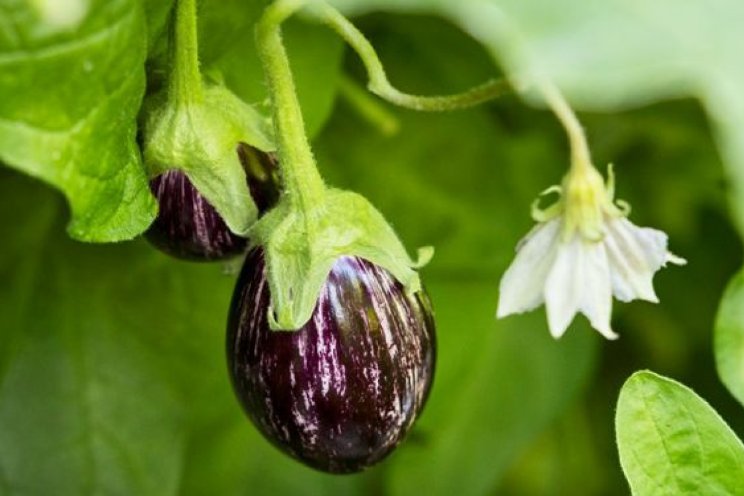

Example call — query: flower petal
[497,219,561,318]
[604,217,678,303]
[545,235,617,339]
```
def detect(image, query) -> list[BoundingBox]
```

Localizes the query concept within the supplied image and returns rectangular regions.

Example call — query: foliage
[1,0,743,494]
[617,371,744,495]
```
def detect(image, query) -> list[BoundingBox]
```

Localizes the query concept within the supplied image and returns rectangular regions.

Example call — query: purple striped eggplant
[146,144,278,261]
[227,249,436,473]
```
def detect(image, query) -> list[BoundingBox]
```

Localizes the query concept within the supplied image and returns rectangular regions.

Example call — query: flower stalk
[497,79,685,339]
[536,79,592,174]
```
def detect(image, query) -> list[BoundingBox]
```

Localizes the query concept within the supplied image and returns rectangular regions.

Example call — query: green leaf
[179,412,376,496]
[715,269,744,408]
[142,0,174,49]
[616,371,744,495]
[0,0,341,244]
[3,3,741,494]
[0,173,185,494]
[197,0,267,65]
[0,168,374,496]
[0,0,156,241]
[329,0,744,235]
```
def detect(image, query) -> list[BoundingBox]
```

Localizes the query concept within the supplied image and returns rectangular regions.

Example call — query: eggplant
[227,249,436,473]
[146,144,278,261]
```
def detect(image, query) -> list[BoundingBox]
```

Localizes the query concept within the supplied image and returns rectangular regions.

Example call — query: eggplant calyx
[249,188,432,331]
[141,84,275,236]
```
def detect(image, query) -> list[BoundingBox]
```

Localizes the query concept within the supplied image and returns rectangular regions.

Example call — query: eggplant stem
[169,0,205,105]
[256,0,327,213]
[307,1,510,111]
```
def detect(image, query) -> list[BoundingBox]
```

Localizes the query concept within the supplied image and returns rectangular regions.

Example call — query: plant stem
[535,78,593,174]
[256,0,326,210]
[309,2,510,111]
[169,0,204,105]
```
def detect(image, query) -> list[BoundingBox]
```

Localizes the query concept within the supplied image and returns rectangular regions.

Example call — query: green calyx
[531,164,631,242]
[254,0,431,331]
[142,84,274,235]
[141,0,274,235]
[250,188,433,331]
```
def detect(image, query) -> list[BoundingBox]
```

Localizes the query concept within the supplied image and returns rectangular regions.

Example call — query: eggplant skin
[227,249,436,473]
[146,145,278,262]
[146,169,247,261]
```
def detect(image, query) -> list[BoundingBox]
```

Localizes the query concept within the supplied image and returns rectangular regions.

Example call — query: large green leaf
[0,169,375,495]
[3,2,743,495]
[142,0,174,49]
[0,0,342,244]
[0,11,602,494]
[0,0,155,241]
[179,409,376,496]
[329,0,744,233]
[0,176,180,494]
[616,371,744,495]
[715,269,744,408]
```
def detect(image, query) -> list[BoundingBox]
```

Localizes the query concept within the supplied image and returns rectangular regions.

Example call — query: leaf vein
[639,383,683,494]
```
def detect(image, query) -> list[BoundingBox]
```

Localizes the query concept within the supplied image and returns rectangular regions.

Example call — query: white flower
[496,165,685,339]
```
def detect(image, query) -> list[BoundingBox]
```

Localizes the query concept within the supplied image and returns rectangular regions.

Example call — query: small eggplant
[226,249,436,473]
[146,144,279,261]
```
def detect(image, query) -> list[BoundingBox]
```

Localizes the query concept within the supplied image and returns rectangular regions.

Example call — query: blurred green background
[1,0,743,494]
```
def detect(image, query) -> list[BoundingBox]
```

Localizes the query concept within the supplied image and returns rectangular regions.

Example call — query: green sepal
[142,84,275,235]
[250,188,432,331]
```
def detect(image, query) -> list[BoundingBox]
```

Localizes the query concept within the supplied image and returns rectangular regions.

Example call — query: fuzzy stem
[256,0,326,210]
[535,78,593,173]
[308,2,509,111]
[169,0,204,105]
